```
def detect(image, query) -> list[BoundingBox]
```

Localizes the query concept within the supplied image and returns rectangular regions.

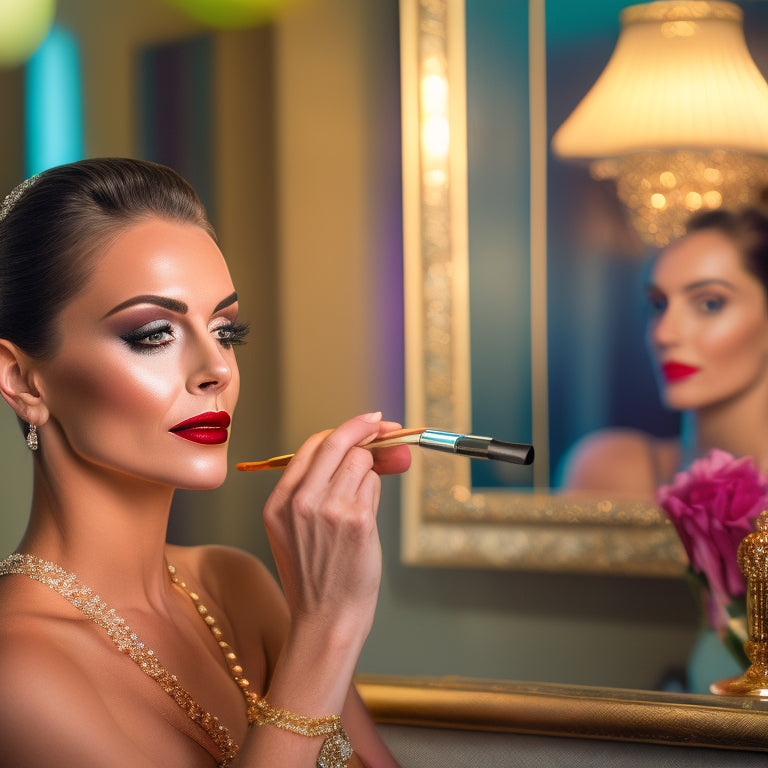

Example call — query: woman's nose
[649,304,682,349]
[187,334,233,394]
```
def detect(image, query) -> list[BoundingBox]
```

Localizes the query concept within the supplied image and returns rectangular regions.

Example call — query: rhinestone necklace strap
[0,553,245,767]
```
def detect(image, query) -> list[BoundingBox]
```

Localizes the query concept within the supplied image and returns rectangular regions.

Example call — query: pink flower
[657,449,768,627]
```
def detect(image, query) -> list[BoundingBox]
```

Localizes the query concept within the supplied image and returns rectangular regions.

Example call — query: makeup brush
[236,428,534,471]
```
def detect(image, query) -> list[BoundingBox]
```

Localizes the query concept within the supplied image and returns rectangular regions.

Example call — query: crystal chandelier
[551,1,768,247]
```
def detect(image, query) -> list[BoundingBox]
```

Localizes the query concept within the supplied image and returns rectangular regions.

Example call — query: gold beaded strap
[249,697,353,768]
[168,564,257,700]
[171,566,355,768]
[0,554,243,767]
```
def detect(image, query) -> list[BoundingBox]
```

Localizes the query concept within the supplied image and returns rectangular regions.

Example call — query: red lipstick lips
[170,411,231,445]
[662,361,700,383]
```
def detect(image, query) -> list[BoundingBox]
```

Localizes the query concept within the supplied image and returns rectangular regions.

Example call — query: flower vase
[687,626,746,694]
[686,578,748,693]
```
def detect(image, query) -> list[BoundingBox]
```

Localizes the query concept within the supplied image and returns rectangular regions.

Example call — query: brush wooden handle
[236,427,425,472]
[236,454,295,471]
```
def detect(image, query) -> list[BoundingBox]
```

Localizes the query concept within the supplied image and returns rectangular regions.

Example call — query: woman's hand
[262,413,410,645]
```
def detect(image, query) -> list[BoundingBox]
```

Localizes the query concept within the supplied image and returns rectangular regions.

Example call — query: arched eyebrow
[103,291,238,318]
[681,279,736,293]
[214,292,238,312]
[644,279,736,296]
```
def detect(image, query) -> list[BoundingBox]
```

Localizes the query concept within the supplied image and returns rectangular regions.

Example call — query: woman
[560,207,768,500]
[0,158,411,767]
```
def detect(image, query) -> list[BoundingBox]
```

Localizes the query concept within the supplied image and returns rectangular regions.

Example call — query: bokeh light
[164,0,297,28]
[0,0,56,68]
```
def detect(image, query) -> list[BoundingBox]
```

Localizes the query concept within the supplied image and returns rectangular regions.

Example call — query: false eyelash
[120,321,174,354]
[217,321,250,348]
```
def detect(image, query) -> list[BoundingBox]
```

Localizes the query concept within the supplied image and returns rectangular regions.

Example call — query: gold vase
[711,509,768,697]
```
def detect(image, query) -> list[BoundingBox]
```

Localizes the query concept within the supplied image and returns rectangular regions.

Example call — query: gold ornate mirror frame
[399,0,686,575]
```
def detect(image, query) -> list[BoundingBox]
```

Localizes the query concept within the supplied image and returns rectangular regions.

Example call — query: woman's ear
[0,340,49,425]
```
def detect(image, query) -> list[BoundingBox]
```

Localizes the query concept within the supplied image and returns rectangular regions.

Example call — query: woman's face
[35,217,243,490]
[646,228,768,412]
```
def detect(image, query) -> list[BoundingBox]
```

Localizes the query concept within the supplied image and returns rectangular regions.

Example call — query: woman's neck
[17,464,177,610]
[681,385,768,472]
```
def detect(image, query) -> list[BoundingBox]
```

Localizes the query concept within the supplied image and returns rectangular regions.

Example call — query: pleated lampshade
[552,1,768,246]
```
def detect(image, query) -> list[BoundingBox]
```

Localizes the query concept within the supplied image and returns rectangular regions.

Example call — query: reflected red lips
[170,411,231,445]
[662,362,700,383]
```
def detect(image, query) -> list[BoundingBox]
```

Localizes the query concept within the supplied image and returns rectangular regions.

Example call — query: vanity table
[358,675,768,766]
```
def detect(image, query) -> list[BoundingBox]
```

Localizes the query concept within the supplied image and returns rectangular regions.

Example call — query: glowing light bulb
[422,116,450,159]
[685,191,702,210]
[421,74,448,115]
[659,171,677,188]
[703,190,723,208]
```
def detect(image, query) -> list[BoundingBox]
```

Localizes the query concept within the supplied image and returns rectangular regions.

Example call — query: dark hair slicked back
[686,207,768,300]
[0,157,214,358]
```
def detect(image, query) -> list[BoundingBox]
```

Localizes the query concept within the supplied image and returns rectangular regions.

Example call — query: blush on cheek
[46,353,179,433]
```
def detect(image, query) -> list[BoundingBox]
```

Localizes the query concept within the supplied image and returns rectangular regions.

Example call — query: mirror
[400,0,768,574]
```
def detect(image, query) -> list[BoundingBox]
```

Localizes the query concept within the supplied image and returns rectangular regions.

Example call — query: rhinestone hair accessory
[0,174,41,223]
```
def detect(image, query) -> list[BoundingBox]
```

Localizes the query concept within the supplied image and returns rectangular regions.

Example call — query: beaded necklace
[0,553,259,767]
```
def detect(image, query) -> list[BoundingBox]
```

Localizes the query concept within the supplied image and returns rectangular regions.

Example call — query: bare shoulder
[0,627,99,759]
[166,543,280,601]
[0,599,159,766]
[563,428,658,464]
[558,428,679,499]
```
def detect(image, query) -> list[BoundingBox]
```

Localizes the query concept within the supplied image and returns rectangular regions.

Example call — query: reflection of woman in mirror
[560,207,768,501]
[0,158,409,767]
